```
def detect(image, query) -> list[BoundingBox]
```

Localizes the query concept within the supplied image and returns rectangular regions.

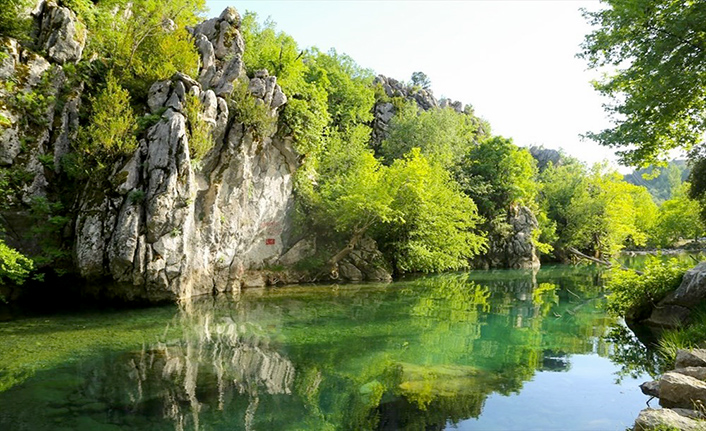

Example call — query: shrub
[228,79,276,139]
[76,73,138,173]
[0,239,34,288]
[0,0,31,40]
[605,256,692,318]
[183,93,212,160]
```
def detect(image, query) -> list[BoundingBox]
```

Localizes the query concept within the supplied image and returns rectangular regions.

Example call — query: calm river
[0,265,655,430]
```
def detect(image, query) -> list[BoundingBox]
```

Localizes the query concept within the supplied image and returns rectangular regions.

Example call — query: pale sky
[205,0,619,169]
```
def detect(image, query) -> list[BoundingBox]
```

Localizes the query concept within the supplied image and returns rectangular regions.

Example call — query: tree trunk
[321,224,372,279]
[567,247,643,275]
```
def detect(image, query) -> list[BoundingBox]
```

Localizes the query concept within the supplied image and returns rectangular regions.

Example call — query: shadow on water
[0,265,657,430]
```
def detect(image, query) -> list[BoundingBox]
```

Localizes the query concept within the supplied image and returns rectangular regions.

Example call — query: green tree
[381,149,487,273]
[381,103,480,167]
[580,0,706,166]
[459,136,538,218]
[76,73,138,174]
[539,161,657,258]
[410,71,431,90]
[651,182,705,247]
[86,0,204,97]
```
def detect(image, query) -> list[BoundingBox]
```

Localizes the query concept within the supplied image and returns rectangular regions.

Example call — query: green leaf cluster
[605,256,691,318]
[382,149,486,273]
[183,93,213,161]
[0,239,34,287]
[580,0,706,166]
[0,0,31,40]
[650,182,705,248]
[539,160,657,258]
[459,136,538,218]
[75,73,138,175]
[79,0,204,98]
[381,104,481,167]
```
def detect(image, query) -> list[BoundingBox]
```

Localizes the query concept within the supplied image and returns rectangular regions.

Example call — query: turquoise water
[0,265,650,430]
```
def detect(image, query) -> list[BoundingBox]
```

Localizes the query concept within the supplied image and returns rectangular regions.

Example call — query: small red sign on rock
[265,238,275,245]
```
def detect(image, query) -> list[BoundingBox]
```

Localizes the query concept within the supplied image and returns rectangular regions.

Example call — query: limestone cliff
[1,5,304,300]
[75,10,297,300]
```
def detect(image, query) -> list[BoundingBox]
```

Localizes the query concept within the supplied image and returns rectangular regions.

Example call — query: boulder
[658,371,706,408]
[674,367,706,381]
[640,380,660,397]
[633,408,706,431]
[278,238,315,267]
[339,237,392,282]
[676,350,706,369]
[666,262,706,309]
[646,262,706,328]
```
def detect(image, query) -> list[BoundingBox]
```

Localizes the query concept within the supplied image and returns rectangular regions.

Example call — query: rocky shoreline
[635,349,706,430]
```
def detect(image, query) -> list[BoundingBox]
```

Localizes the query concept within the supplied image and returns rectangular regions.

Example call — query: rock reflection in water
[0,266,637,431]
[89,298,297,431]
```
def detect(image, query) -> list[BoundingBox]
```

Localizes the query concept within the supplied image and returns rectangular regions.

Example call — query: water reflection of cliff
[0,267,619,431]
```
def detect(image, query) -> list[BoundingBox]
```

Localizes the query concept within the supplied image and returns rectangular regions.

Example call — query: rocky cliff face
[474,205,541,270]
[75,9,298,300]
[1,5,305,300]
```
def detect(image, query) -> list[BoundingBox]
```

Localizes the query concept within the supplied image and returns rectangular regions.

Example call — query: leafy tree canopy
[580,0,706,166]
[540,161,657,258]
[459,136,538,219]
[381,102,480,167]
[650,182,705,247]
[410,71,431,90]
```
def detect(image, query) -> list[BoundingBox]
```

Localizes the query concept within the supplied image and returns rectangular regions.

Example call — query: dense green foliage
[623,161,689,204]
[81,0,204,97]
[0,239,34,288]
[460,136,538,220]
[539,160,657,258]
[381,149,486,272]
[605,257,690,317]
[580,0,706,167]
[0,0,31,40]
[381,103,481,167]
[650,183,705,248]
[76,73,138,171]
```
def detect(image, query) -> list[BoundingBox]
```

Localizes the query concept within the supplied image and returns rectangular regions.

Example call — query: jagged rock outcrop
[33,0,86,64]
[506,205,541,269]
[0,24,79,206]
[634,349,706,430]
[337,237,393,282]
[1,4,304,300]
[476,206,541,270]
[370,75,439,152]
[529,146,562,172]
[73,9,296,300]
[645,262,706,328]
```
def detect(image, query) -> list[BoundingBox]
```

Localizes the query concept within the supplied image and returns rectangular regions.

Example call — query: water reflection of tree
[1,268,628,431]
[605,324,665,381]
